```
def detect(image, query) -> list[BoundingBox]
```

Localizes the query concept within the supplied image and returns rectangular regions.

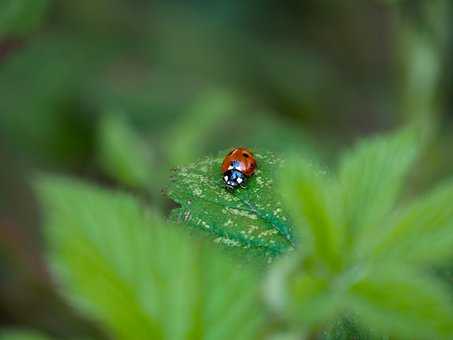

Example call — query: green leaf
[339,130,418,252]
[97,113,154,189]
[373,180,453,265]
[279,157,342,270]
[288,272,342,328]
[0,0,49,38]
[0,329,51,340]
[168,151,295,258]
[265,255,344,333]
[348,264,453,340]
[322,318,386,340]
[37,176,264,340]
[0,34,111,166]
[267,129,453,339]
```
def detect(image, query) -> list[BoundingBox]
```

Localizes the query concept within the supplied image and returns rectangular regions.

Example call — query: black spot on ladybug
[243,153,249,158]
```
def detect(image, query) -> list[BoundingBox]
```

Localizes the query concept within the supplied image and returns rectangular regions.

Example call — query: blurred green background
[0,0,453,338]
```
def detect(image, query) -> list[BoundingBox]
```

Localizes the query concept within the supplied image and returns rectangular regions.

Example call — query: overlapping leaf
[339,130,418,252]
[168,151,295,257]
[348,264,453,339]
[268,129,453,339]
[37,177,264,340]
[372,180,453,265]
[279,158,342,270]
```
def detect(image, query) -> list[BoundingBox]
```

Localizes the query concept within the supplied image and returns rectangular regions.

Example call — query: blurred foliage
[36,177,265,340]
[164,91,239,166]
[0,0,453,338]
[0,329,50,340]
[0,0,49,39]
[267,130,453,339]
[97,113,154,190]
[395,0,451,140]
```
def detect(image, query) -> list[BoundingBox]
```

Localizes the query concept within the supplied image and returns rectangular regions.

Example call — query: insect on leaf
[168,151,295,257]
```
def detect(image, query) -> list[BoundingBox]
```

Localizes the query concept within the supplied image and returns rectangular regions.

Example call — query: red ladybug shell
[221,147,257,177]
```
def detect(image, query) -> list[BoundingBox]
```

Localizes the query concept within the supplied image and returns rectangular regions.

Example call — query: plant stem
[395,0,450,142]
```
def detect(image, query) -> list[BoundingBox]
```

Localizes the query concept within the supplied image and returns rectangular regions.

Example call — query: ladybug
[221,147,257,190]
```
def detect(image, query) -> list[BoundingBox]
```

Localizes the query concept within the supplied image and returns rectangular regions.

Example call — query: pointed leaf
[168,151,295,257]
[288,272,343,327]
[373,180,453,265]
[265,255,344,332]
[279,157,342,270]
[348,264,453,340]
[339,130,418,249]
[37,177,264,340]
[97,113,154,189]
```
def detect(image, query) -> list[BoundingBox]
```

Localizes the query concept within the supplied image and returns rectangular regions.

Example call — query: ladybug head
[223,169,247,190]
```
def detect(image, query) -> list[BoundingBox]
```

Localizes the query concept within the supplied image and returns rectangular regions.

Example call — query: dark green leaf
[0,0,49,38]
[168,151,295,258]
[0,329,51,340]
[322,317,387,340]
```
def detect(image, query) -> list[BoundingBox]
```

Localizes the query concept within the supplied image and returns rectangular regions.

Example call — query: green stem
[395,1,450,142]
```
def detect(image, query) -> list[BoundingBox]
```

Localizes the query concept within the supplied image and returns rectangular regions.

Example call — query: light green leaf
[279,157,342,270]
[265,255,344,333]
[372,180,453,265]
[348,264,453,340]
[168,151,295,258]
[288,272,342,328]
[97,113,154,189]
[267,333,299,340]
[0,0,49,38]
[267,129,453,339]
[0,329,51,340]
[339,130,418,251]
[37,177,264,340]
